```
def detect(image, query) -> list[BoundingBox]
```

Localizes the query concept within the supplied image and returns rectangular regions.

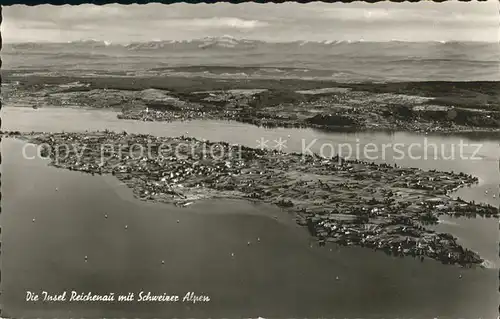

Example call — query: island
[2,129,497,268]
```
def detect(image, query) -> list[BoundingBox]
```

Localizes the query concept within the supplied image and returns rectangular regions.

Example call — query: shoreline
[3,129,497,268]
[4,75,500,136]
[4,105,500,143]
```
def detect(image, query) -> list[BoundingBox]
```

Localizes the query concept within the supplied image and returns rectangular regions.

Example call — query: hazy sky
[2,1,499,43]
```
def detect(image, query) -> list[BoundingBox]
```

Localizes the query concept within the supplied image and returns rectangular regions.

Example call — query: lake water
[1,106,499,318]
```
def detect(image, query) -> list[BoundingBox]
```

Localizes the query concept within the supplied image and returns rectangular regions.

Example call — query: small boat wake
[480,259,498,269]
[437,219,460,226]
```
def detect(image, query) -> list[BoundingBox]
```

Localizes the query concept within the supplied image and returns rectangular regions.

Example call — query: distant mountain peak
[197,36,261,49]
[67,39,113,47]
[4,39,494,53]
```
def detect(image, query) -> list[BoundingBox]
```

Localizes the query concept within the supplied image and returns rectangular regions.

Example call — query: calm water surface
[1,107,498,318]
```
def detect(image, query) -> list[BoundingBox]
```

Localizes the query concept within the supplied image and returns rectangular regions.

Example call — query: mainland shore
[4,74,500,135]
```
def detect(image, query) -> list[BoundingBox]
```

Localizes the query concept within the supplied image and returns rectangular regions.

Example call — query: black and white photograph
[1,1,499,318]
